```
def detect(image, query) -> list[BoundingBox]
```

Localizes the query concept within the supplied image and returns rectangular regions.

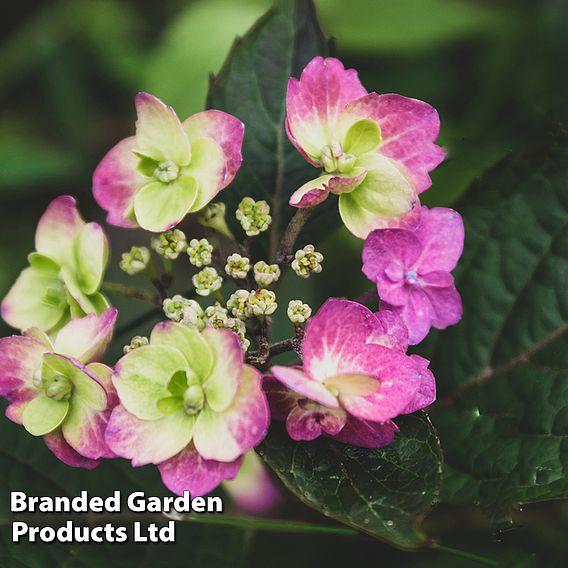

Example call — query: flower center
[43,372,73,401]
[154,160,180,183]
[183,384,205,415]
[319,142,356,174]
[405,270,419,285]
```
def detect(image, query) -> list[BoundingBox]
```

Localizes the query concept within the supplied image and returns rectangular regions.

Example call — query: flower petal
[53,308,117,364]
[415,207,465,272]
[201,328,243,412]
[183,109,244,186]
[44,429,100,469]
[35,196,84,267]
[185,138,227,213]
[289,170,367,208]
[338,153,419,239]
[262,376,299,420]
[367,309,409,353]
[2,265,67,332]
[286,57,367,164]
[105,405,195,466]
[332,416,398,449]
[23,395,69,436]
[423,285,463,329]
[92,136,145,228]
[134,177,198,232]
[113,344,187,420]
[400,355,436,414]
[73,223,108,295]
[324,374,379,396]
[158,443,242,497]
[339,93,444,193]
[386,287,436,345]
[270,366,339,408]
[135,92,191,165]
[302,298,382,382]
[151,321,214,381]
[193,365,268,462]
[60,267,107,316]
[286,402,346,441]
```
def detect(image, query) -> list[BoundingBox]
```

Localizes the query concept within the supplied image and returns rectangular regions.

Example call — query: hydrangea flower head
[106,322,269,496]
[0,309,118,468]
[286,57,444,238]
[266,299,435,447]
[2,196,109,333]
[93,93,244,232]
[363,206,464,344]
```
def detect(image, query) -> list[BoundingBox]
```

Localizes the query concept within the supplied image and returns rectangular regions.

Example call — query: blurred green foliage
[1,0,568,565]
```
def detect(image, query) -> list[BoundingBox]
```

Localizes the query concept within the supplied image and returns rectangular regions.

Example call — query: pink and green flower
[93,93,244,232]
[286,57,444,238]
[2,196,110,333]
[106,322,269,496]
[266,299,435,447]
[0,309,118,468]
[362,206,464,344]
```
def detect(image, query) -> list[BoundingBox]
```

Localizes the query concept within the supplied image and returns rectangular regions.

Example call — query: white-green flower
[291,244,323,278]
[187,238,213,267]
[151,229,187,260]
[235,197,271,236]
[246,289,277,317]
[253,261,280,288]
[225,253,251,280]
[120,246,151,276]
[123,335,149,354]
[192,267,222,296]
[287,300,312,324]
[205,303,229,327]
[227,290,250,320]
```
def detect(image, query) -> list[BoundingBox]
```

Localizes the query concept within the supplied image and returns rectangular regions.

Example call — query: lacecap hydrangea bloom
[0,309,118,468]
[106,322,269,496]
[2,196,109,333]
[286,57,444,238]
[265,299,435,447]
[93,92,244,232]
[363,206,464,344]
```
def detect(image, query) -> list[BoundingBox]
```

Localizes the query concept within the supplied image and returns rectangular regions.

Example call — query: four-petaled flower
[265,299,435,447]
[0,309,118,468]
[363,206,464,344]
[93,93,244,232]
[2,196,109,333]
[105,323,269,496]
[285,57,444,238]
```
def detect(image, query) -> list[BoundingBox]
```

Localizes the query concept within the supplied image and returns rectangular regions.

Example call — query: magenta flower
[105,323,269,496]
[362,206,464,344]
[0,309,118,468]
[285,57,444,238]
[93,93,244,232]
[266,299,435,447]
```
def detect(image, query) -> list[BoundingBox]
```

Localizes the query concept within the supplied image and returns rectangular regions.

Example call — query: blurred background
[1,0,568,565]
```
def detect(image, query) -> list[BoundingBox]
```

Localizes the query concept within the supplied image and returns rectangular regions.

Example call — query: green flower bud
[151,229,187,260]
[123,335,149,354]
[246,289,277,317]
[183,384,205,415]
[287,300,312,324]
[120,246,151,275]
[187,238,213,267]
[291,244,324,278]
[192,267,222,296]
[253,261,280,288]
[235,197,271,237]
[225,253,251,279]
[197,202,234,239]
[227,289,250,320]
[44,373,73,401]
[154,160,180,183]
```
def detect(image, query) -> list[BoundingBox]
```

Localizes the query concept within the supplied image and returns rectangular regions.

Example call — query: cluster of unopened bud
[287,300,312,324]
[187,238,213,267]
[151,229,187,260]
[163,295,205,330]
[253,261,280,287]
[204,304,250,351]
[291,244,323,278]
[192,267,222,296]
[197,202,233,239]
[123,335,149,354]
[119,246,151,275]
[235,197,271,236]
[225,253,251,279]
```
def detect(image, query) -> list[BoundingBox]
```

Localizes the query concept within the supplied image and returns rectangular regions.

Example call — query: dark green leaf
[207,0,331,253]
[259,413,442,549]
[428,135,568,519]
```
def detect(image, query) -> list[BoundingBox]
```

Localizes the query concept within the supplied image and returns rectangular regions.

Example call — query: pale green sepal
[113,344,187,420]
[27,253,60,272]
[157,396,184,415]
[22,395,69,436]
[168,370,189,396]
[136,155,159,177]
[73,223,108,295]
[134,177,198,232]
[343,119,381,157]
